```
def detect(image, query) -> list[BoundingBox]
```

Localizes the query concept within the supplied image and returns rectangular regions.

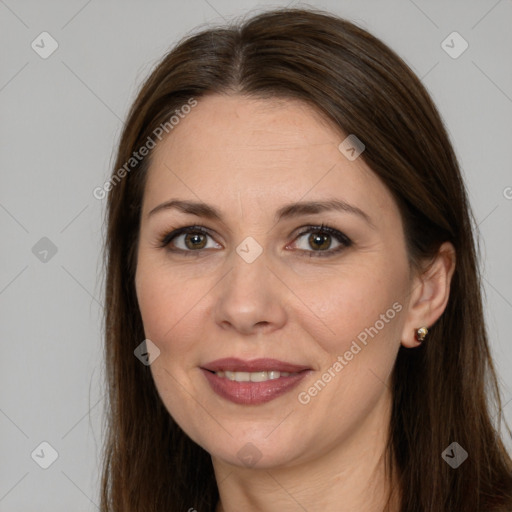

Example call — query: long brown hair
[100,7,512,511]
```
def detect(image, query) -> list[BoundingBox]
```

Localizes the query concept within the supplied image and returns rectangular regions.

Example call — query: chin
[201,428,312,470]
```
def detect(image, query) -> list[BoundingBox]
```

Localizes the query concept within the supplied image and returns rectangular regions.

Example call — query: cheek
[135,262,209,437]
[136,246,197,324]
[300,263,406,358]
[135,256,217,386]
[135,260,193,353]
[136,270,170,340]
[292,270,404,432]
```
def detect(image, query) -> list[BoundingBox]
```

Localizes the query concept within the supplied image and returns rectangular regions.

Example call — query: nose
[212,249,288,336]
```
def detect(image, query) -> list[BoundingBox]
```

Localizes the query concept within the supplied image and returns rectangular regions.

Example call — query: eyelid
[159,223,352,256]
[292,224,351,245]
[287,224,352,257]
[159,225,219,250]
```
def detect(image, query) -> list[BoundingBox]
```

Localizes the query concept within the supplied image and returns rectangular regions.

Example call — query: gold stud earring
[415,326,429,343]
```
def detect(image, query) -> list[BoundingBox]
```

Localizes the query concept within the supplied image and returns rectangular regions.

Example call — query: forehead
[153,94,342,162]
[143,94,398,226]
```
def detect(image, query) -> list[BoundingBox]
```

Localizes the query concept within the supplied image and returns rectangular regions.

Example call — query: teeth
[215,370,297,382]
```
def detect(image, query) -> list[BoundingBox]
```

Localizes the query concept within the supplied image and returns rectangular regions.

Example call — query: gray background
[1,0,511,510]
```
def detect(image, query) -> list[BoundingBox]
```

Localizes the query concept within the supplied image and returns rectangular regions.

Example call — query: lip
[201,369,310,405]
[201,357,311,373]
[200,358,312,405]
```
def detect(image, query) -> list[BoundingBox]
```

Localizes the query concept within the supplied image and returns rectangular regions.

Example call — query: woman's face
[135,94,415,469]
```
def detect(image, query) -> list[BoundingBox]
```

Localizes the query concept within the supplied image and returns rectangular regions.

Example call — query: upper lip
[201,358,310,373]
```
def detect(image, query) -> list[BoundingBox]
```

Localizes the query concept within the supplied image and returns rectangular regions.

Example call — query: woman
[100,7,512,511]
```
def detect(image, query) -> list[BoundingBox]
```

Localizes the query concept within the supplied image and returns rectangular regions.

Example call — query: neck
[213,390,400,512]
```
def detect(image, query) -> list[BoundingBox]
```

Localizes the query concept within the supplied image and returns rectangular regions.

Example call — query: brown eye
[160,226,221,253]
[307,232,332,251]
[291,225,352,257]
[183,232,208,250]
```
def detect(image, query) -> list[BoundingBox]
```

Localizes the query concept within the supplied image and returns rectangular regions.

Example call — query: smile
[213,370,299,382]
[200,358,311,405]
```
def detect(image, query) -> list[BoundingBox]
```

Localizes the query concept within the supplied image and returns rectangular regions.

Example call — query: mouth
[211,369,299,382]
[201,357,311,374]
[200,358,312,405]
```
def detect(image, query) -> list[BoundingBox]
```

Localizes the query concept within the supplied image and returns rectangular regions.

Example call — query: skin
[134,94,456,512]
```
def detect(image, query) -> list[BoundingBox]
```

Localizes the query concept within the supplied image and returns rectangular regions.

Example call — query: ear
[400,241,456,348]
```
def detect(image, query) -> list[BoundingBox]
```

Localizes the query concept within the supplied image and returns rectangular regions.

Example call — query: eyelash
[158,223,352,258]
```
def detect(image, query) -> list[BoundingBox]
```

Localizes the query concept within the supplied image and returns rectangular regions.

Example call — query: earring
[415,326,429,343]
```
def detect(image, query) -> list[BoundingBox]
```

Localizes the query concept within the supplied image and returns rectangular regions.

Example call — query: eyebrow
[148,198,376,229]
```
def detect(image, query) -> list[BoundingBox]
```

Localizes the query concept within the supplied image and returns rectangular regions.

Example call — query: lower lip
[200,369,310,405]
